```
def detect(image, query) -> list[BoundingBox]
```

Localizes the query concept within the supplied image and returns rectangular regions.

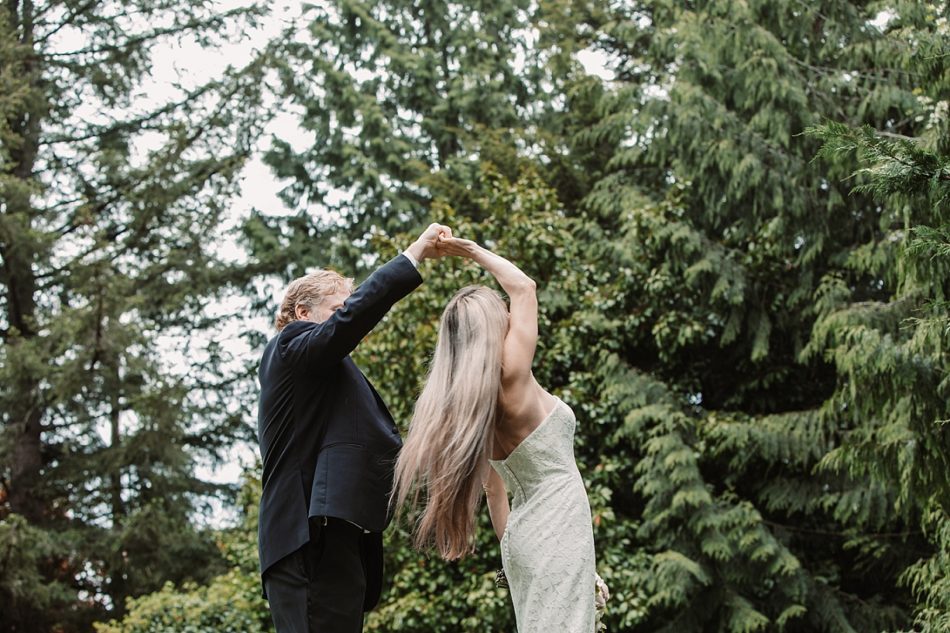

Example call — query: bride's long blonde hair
[391,285,509,559]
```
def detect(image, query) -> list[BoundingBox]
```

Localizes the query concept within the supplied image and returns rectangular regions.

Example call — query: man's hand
[407,223,452,262]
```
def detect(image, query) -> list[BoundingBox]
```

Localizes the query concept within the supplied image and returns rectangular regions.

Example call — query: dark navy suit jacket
[256,254,422,606]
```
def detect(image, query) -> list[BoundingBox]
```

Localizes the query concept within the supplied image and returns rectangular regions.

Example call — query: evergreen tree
[808,5,950,629]
[573,0,949,630]
[246,0,560,272]
[0,1,270,630]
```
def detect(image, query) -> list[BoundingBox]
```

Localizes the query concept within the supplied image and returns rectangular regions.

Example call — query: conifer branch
[762,519,921,539]
[32,0,98,43]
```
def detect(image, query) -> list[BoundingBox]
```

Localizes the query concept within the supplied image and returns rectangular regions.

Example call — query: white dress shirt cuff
[402,249,420,269]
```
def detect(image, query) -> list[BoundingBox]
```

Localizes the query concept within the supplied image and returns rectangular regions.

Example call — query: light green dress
[489,397,597,633]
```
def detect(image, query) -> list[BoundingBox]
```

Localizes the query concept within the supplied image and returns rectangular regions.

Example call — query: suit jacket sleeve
[280,254,423,370]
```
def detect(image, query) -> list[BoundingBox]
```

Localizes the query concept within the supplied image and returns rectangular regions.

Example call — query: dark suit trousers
[264,518,367,633]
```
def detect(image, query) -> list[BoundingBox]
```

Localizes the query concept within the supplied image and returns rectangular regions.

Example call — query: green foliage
[900,509,950,633]
[803,7,950,627]
[0,1,274,630]
[568,2,948,630]
[93,571,270,633]
[248,0,571,272]
[0,515,75,621]
[94,477,271,633]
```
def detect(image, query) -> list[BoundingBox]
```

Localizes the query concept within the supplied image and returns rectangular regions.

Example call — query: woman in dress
[391,236,599,632]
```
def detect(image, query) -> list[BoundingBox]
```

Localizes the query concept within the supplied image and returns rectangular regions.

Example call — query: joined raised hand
[408,223,453,262]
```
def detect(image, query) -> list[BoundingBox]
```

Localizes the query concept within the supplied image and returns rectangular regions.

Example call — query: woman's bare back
[492,376,558,460]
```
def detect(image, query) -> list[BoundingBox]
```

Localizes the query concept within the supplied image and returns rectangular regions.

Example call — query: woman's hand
[437,235,481,259]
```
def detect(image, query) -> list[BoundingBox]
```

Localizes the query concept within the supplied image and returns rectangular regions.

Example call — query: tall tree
[808,4,950,629]
[246,0,561,273]
[573,0,949,630]
[0,1,270,630]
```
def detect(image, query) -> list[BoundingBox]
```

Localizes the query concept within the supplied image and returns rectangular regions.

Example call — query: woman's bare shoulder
[497,380,557,432]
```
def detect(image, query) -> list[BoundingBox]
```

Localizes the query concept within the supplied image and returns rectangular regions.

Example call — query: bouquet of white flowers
[594,573,610,631]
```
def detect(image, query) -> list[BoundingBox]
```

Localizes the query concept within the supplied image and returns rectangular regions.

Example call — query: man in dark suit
[257,223,451,632]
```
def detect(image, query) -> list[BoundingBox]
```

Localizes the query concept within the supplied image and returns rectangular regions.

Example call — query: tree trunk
[110,370,124,524]
[3,0,46,523]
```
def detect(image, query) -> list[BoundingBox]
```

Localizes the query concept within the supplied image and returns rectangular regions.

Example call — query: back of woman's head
[391,285,509,559]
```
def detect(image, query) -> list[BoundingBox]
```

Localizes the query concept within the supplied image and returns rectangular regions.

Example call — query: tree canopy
[0,0,272,630]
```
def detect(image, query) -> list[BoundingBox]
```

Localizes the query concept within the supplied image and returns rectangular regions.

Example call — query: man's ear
[294,304,310,320]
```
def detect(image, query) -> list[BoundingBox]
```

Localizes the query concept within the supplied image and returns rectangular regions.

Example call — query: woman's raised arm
[437,236,538,386]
